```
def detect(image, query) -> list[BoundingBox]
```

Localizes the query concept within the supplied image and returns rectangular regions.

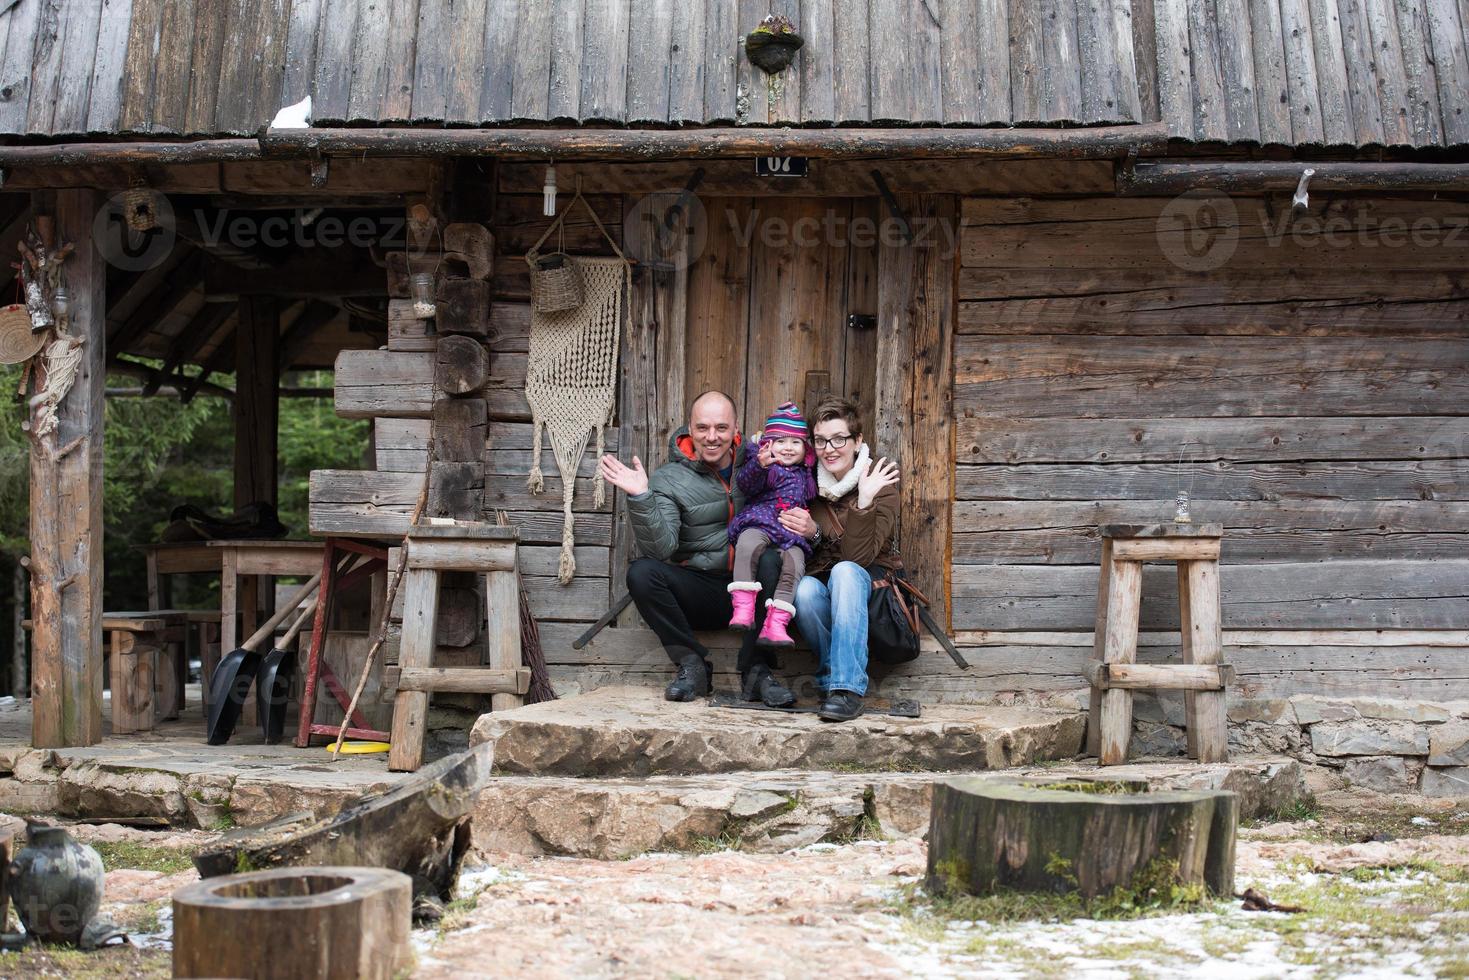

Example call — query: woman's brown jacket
[806,481,902,576]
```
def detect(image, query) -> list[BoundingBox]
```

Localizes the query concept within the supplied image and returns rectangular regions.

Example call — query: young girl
[727,401,816,646]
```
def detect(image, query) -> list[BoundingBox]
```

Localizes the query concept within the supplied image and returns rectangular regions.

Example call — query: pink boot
[758,599,797,647]
[727,583,760,630]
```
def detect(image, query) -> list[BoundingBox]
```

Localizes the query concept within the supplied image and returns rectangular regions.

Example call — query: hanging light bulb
[542,163,557,217]
[542,164,557,216]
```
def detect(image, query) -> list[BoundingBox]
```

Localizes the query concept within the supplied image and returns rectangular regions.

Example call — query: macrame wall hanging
[523,185,630,584]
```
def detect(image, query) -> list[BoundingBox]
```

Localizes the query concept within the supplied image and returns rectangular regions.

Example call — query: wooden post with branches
[26,189,104,747]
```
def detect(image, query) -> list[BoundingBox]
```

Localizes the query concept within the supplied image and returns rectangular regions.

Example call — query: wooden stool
[1086,524,1231,765]
[389,525,528,772]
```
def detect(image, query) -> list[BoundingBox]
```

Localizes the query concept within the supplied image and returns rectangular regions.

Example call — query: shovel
[256,596,318,745]
[206,573,321,746]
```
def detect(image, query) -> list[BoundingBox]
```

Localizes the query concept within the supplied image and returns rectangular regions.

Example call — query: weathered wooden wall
[313,157,1469,707]
[950,182,1469,701]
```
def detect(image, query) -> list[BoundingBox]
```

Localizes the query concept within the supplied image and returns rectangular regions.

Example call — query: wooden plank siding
[954,191,1469,660]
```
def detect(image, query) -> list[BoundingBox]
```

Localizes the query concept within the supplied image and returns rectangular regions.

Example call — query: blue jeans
[794,562,871,697]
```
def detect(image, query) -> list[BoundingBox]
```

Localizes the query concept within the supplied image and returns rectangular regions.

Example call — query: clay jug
[10,822,104,944]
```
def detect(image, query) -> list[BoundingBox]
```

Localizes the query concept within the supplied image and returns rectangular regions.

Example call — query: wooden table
[208,540,327,653]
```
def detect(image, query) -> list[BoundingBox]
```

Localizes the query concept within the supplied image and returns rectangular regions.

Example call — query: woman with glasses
[773,396,901,721]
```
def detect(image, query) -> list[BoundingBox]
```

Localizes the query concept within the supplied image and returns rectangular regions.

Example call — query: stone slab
[470,758,1304,859]
[1309,720,1431,758]
[469,686,1087,777]
[1421,766,1469,798]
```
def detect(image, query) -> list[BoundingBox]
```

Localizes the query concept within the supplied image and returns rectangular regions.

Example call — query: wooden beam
[262,122,1172,160]
[0,139,262,166]
[277,300,341,373]
[29,189,106,747]
[233,296,279,509]
[1116,160,1469,195]
[106,250,205,363]
[146,300,234,393]
[203,246,387,298]
[114,357,234,401]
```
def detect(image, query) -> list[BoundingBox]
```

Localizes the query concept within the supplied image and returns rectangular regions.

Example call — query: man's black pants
[626,550,782,675]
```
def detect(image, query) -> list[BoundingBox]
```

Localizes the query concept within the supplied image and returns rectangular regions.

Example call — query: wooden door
[684,197,880,439]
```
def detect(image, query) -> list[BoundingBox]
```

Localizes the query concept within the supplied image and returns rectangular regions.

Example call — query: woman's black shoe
[664,654,712,702]
[741,664,797,708]
[818,691,864,722]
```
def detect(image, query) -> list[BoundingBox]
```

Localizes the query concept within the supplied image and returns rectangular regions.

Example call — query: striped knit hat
[761,401,808,442]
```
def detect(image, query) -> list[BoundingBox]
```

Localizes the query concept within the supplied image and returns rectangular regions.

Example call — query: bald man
[600,391,802,706]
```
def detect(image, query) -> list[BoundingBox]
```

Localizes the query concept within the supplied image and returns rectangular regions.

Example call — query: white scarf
[817,443,870,502]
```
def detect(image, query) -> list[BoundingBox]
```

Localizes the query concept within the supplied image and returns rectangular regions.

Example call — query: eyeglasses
[812,435,851,450]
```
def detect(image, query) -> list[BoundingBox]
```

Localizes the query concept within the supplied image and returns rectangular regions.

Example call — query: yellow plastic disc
[326,741,391,755]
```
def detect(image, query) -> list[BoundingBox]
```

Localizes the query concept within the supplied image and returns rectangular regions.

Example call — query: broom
[497,509,555,703]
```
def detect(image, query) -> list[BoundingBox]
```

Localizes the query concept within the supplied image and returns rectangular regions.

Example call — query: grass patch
[90,840,194,875]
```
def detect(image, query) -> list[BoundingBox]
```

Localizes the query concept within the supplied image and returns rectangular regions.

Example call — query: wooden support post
[29,189,105,748]
[1097,558,1142,766]
[485,567,523,713]
[1184,559,1229,763]
[874,194,956,623]
[388,569,439,773]
[1085,538,1113,758]
[233,295,279,510]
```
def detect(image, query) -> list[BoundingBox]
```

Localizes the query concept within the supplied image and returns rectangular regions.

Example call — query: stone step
[469,685,1088,777]
[472,758,1305,860]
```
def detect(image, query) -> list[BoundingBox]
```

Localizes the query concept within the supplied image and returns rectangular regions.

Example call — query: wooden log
[391,665,530,694]
[1117,161,1469,194]
[387,299,437,352]
[234,297,279,510]
[436,279,491,337]
[433,398,487,463]
[485,567,523,712]
[173,867,413,980]
[434,335,490,395]
[262,122,1172,160]
[1083,661,1234,690]
[335,350,434,419]
[926,776,1238,900]
[1109,538,1221,561]
[443,223,495,280]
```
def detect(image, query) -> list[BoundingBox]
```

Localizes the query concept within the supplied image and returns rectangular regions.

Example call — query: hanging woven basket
[123,181,159,232]
[0,303,43,364]
[527,251,585,314]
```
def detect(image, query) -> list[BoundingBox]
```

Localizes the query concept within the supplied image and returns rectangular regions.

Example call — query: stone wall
[1119,692,1469,797]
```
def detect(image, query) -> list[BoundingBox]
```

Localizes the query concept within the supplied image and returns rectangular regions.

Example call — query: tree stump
[926,776,1237,899]
[172,867,411,980]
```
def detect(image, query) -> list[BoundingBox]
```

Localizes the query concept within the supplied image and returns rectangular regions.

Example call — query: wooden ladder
[388,524,527,772]
[1086,523,1231,766]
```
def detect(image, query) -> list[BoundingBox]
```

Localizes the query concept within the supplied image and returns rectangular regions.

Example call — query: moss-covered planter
[925,775,1238,899]
[745,20,804,74]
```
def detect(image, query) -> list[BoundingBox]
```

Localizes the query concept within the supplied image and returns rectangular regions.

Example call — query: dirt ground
[3,789,1468,978]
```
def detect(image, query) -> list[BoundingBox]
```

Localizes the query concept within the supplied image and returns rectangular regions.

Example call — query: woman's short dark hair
[809,397,863,441]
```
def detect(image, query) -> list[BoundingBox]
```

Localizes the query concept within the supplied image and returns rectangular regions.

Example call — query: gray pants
[733,528,805,607]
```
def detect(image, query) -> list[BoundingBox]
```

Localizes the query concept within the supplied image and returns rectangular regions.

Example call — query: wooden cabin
[3,0,1468,751]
